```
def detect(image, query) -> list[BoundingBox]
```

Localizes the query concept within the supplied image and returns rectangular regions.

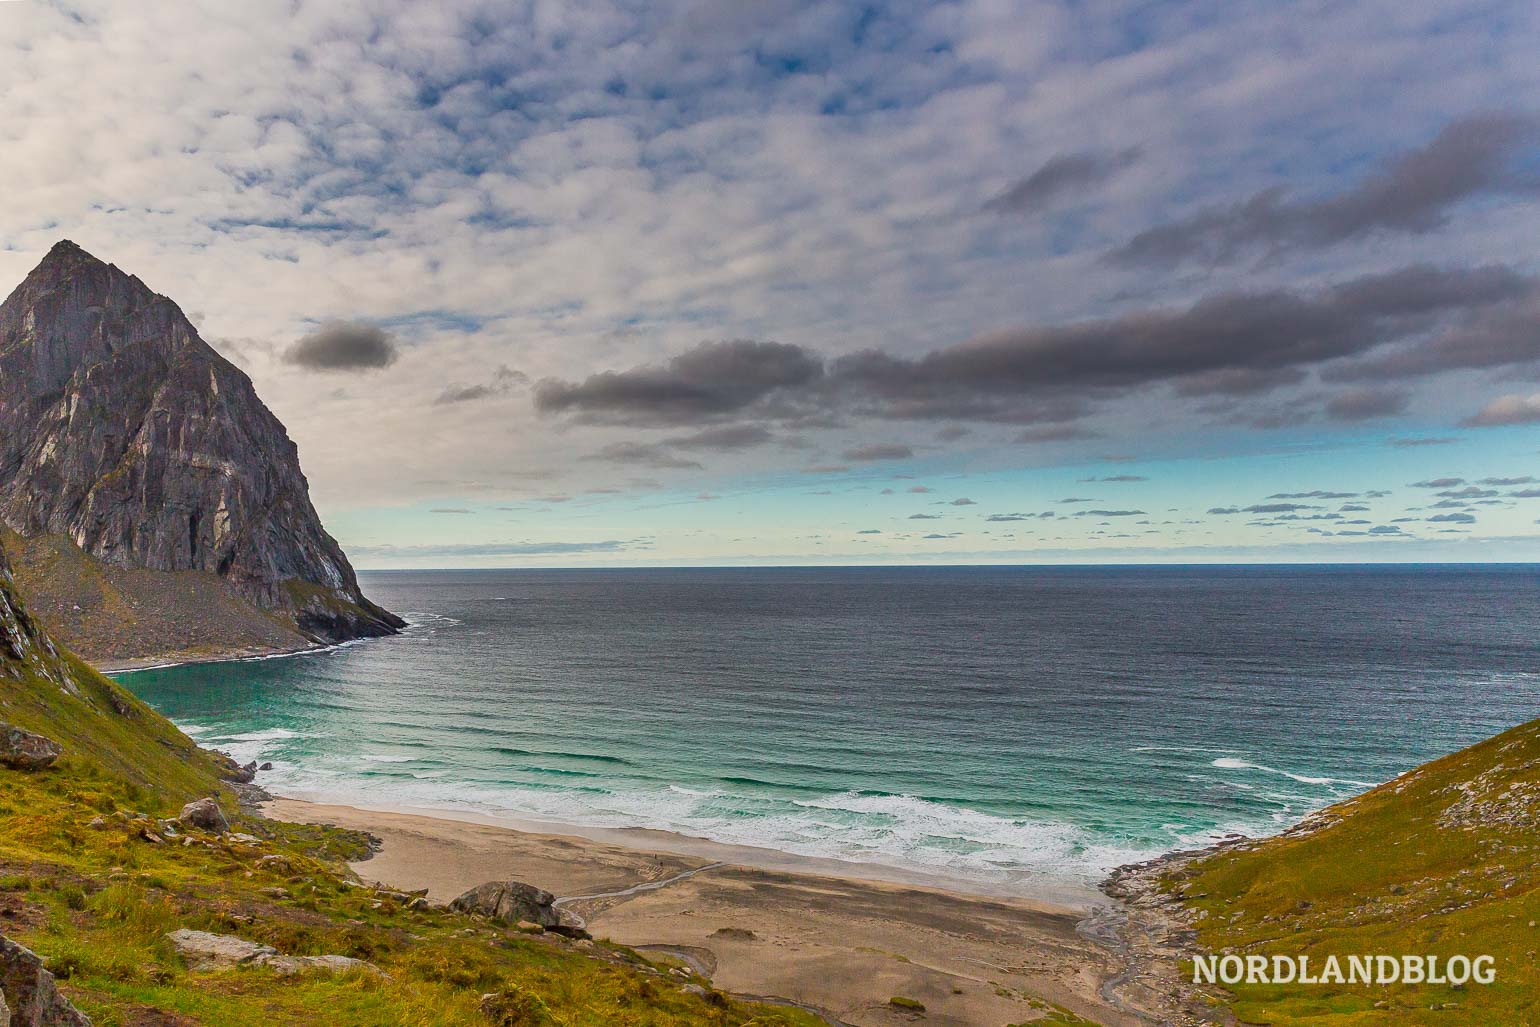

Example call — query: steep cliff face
[0,240,401,656]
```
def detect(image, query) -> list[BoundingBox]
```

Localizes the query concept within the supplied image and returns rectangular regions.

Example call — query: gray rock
[449,881,562,930]
[0,933,91,1026]
[178,798,229,834]
[0,241,403,646]
[0,725,62,771]
[166,930,383,978]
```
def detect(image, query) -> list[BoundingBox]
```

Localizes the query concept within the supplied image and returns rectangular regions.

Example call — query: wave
[1210,757,1374,789]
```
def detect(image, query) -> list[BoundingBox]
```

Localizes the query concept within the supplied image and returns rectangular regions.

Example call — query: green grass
[1166,716,1540,1026]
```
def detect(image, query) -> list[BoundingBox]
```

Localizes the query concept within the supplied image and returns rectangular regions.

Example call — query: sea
[113,565,1540,898]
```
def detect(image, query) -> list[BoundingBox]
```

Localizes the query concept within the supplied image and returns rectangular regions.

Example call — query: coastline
[265,795,1138,1027]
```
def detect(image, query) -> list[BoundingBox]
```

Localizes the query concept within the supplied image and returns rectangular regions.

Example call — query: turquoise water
[115,566,1540,895]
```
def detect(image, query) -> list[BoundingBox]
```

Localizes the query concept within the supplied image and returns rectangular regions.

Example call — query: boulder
[177,798,229,835]
[449,881,562,930]
[0,726,62,772]
[0,933,91,1025]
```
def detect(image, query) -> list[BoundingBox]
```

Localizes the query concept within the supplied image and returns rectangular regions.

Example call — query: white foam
[1211,756,1373,788]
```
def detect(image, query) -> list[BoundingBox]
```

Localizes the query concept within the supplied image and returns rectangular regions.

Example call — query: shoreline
[265,795,1138,1026]
[266,791,1105,909]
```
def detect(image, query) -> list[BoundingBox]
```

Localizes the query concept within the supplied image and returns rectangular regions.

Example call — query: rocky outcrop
[0,546,77,695]
[165,930,383,978]
[0,726,62,771]
[0,933,91,1026]
[449,881,563,931]
[0,241,402,653]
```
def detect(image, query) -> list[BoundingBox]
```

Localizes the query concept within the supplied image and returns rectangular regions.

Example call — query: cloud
[1428,512,1476,523]
[1478,476,1535,486]
[351,540,641,559]
[908,513,942,520]
[1080,474,1148,483]
[1109,113,1539,266]
[284,321,399,371]
[1463,393,1540,426]
[1388,437,1455,447]
[949,497,976,506]
[434,365,529,405]
[842,442,915,462]
[1410,477,1465,488]
[908,485,934,493]
[828,264,1536,419]
[856,528,882,534]
[584,441,703,469]
[1268,490,1358,499]
[669,425,776,450]
[535,339,822,425]
[1074,509,1145,517]
[984,148,1139,214]
[1245,502,1315,513]
[1324,387,1408,422]
[429,507,471,514]
[1207,506,1240,514]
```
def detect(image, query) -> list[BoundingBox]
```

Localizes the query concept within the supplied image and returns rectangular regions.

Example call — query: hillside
[1108,717,1540,1026]
[0,240,401,664]
[1,539,828,1026]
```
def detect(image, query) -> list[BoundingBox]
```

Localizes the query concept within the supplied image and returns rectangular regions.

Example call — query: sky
[3,0,1540,567]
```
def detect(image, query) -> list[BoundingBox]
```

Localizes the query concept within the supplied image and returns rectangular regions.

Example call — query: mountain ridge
[0,240,401,663]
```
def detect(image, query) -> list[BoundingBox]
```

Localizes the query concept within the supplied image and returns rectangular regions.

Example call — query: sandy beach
[266,797,1137,1027]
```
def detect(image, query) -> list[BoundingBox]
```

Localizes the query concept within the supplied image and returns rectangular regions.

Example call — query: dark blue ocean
[115,566,1540,895]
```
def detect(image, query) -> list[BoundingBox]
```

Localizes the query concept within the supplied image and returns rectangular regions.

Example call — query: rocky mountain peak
[0,241,402,657]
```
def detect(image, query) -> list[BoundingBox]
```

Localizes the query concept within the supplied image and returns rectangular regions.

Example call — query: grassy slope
[1168,717,1540,1026]
[1,566,822,1026]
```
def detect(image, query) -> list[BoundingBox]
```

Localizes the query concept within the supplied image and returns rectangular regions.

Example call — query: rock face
[0,240,402,651]
[449,881,562,930]
[0,933,91,1026]
[0,544,78,695]
[0,725,63,771]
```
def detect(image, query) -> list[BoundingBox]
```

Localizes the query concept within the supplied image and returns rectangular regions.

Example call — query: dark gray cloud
[434,365,529,405]
[1074,509,1146,517]
[949,497,976,506]
[1109,113,1539,266]
[1429,512,1477,523]
[828,265,1534,418]
[1325,387,1408,422]
[1463,393,1540,426]
[842,442,915,462]
[669,424,776,450]
[536,265,1538,436]
[285,321,399,371]
[909,513,942,520]
[1478,476,1536,486]
[1511,488,1540,498]
[1014,425,1100,443]
[1411,477,1465,488]
[535,339,823,425]
[1208,506,1240,514]
[984,148,1139,214]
